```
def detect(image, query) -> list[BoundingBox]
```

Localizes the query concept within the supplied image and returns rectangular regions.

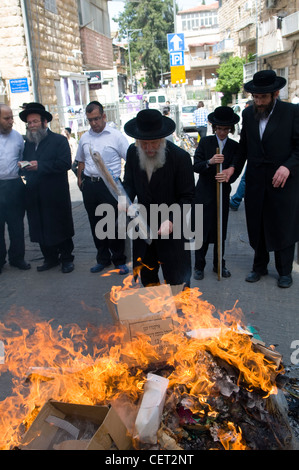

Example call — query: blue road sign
[9,78,29,94]
[167,33,185,53]
[170,51,184,67]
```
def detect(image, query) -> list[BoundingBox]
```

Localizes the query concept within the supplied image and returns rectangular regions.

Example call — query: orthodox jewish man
[237,70,299,288]
[123,109,195,288]
[19,102,75,273]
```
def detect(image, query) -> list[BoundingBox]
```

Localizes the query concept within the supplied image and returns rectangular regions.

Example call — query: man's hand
[158,220,173,236]
[209,153,224,165]
[215,167,235,183]
[25,160,38,171]
[272,166,290,188]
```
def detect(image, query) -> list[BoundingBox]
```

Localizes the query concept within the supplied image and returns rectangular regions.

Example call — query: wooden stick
[216,147,222,280]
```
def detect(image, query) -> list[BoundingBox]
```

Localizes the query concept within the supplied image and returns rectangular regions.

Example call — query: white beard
[26,127,48,145]
[136,139,166,181]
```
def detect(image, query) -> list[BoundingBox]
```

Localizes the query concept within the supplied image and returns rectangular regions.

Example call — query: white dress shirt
[76,124,129,179]
[0,129,24,180]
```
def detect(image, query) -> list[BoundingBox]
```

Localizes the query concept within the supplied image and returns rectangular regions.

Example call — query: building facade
[177,2,220,87]
[216,0,299,101]
[0,0,114,134]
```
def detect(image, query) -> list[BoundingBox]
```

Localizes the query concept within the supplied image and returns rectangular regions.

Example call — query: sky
[108,1,211,30]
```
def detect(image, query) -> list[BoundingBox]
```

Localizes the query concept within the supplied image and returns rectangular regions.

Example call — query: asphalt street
[0,167,299,402]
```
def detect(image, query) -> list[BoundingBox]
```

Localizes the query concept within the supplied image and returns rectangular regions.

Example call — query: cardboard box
[105,284,181,359]
[20,400,132,450]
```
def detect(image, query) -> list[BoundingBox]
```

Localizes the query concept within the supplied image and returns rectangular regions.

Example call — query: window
[77,0,110,36]
[44,0,57,14]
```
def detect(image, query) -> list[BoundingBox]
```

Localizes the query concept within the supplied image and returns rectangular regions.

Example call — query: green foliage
[215,56,246,105]
[114,0,176,89]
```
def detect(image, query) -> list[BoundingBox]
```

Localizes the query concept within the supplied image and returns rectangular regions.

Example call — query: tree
[215,56,246,106]
[114,0,176,90]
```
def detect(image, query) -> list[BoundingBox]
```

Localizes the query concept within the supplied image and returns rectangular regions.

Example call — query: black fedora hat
[124,109,176,140]
[244,70,286,94]
[208,106,240,126]
[19,102,53,123]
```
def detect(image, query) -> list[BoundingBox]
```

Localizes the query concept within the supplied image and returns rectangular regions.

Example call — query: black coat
[22,130,74,246]
[193,134,240,243]
[238,100,299,251]
[122,141,195,285]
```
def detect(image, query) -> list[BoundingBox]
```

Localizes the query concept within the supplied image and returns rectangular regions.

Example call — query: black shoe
[37,261,60,272]
[213,266,231,278]
[245,270,268,283]
[194,269,204,280]
[277,274,292,288]
[222,267,231,278]
[62,262,74,273]
[10,260,31,270]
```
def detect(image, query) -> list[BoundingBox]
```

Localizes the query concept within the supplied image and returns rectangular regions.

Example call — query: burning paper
[134,373,169,445]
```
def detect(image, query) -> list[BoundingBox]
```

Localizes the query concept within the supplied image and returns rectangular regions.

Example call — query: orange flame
[0,286,282,450]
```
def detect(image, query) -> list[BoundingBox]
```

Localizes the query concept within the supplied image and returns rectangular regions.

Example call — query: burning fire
[0,273,282,450]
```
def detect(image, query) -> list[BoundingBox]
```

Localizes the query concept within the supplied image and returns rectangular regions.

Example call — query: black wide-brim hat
[208,106,240,126]
[244,70,286,94]
[124,109,176,140]
[19,102,53,122]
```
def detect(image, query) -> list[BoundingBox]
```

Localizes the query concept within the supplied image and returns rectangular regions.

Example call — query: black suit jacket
[193,134,240,242]
[22,130,74,246]
[238,100,299,251]
[122,141,195,285]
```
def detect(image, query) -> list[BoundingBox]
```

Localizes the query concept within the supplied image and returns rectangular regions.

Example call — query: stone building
[216,0,299,101]
[177,2,220,87]
[0,0,113,134]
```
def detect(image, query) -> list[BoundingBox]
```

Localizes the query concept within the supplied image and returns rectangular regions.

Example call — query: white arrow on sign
[170,34,183,51]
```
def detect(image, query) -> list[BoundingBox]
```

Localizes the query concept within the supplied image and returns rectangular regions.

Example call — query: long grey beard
[136,140,166,181]
[26,127,48,144]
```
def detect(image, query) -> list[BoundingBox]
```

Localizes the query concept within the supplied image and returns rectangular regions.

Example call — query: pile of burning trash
[0,284,298,450]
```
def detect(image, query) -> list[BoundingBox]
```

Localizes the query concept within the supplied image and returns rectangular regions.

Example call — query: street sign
[167,33,185,53]
[170,51,184,67]
[9,78,29,94]
[171,66,186,85]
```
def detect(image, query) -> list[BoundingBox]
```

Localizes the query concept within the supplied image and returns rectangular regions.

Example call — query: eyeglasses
[87,116,103,123]
[27,119,42,126]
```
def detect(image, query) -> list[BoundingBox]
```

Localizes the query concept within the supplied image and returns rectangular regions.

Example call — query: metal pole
[20,0,39,101]
[173,0,177,33]
[216,146,223,280]
[127,33,133,93]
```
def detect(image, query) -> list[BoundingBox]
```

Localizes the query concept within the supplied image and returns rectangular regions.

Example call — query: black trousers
[194,239,226,271]
[39,238,74,264]
[81,175,126,266]
[253,227,294,276]
[134,239,191,288]
[0,178,26,267]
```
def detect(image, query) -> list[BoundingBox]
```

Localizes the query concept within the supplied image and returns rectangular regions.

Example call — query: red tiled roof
[178,2,219,15]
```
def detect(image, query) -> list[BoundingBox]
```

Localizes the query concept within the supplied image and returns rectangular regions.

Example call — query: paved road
[0,169,299,401]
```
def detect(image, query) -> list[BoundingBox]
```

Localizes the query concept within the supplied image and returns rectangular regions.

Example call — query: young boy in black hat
[193,106,240,281]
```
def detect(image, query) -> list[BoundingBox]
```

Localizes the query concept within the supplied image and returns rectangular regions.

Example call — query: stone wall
[0,0,83,132]
[217,0,299,101]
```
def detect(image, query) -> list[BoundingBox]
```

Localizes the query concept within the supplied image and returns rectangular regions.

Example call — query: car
[180,105,197,132]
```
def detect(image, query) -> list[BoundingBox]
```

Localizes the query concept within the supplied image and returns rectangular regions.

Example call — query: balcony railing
[213,38,234,55]
[189,55,220,68]
[243,61,257,82]
[281,11,299,38]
